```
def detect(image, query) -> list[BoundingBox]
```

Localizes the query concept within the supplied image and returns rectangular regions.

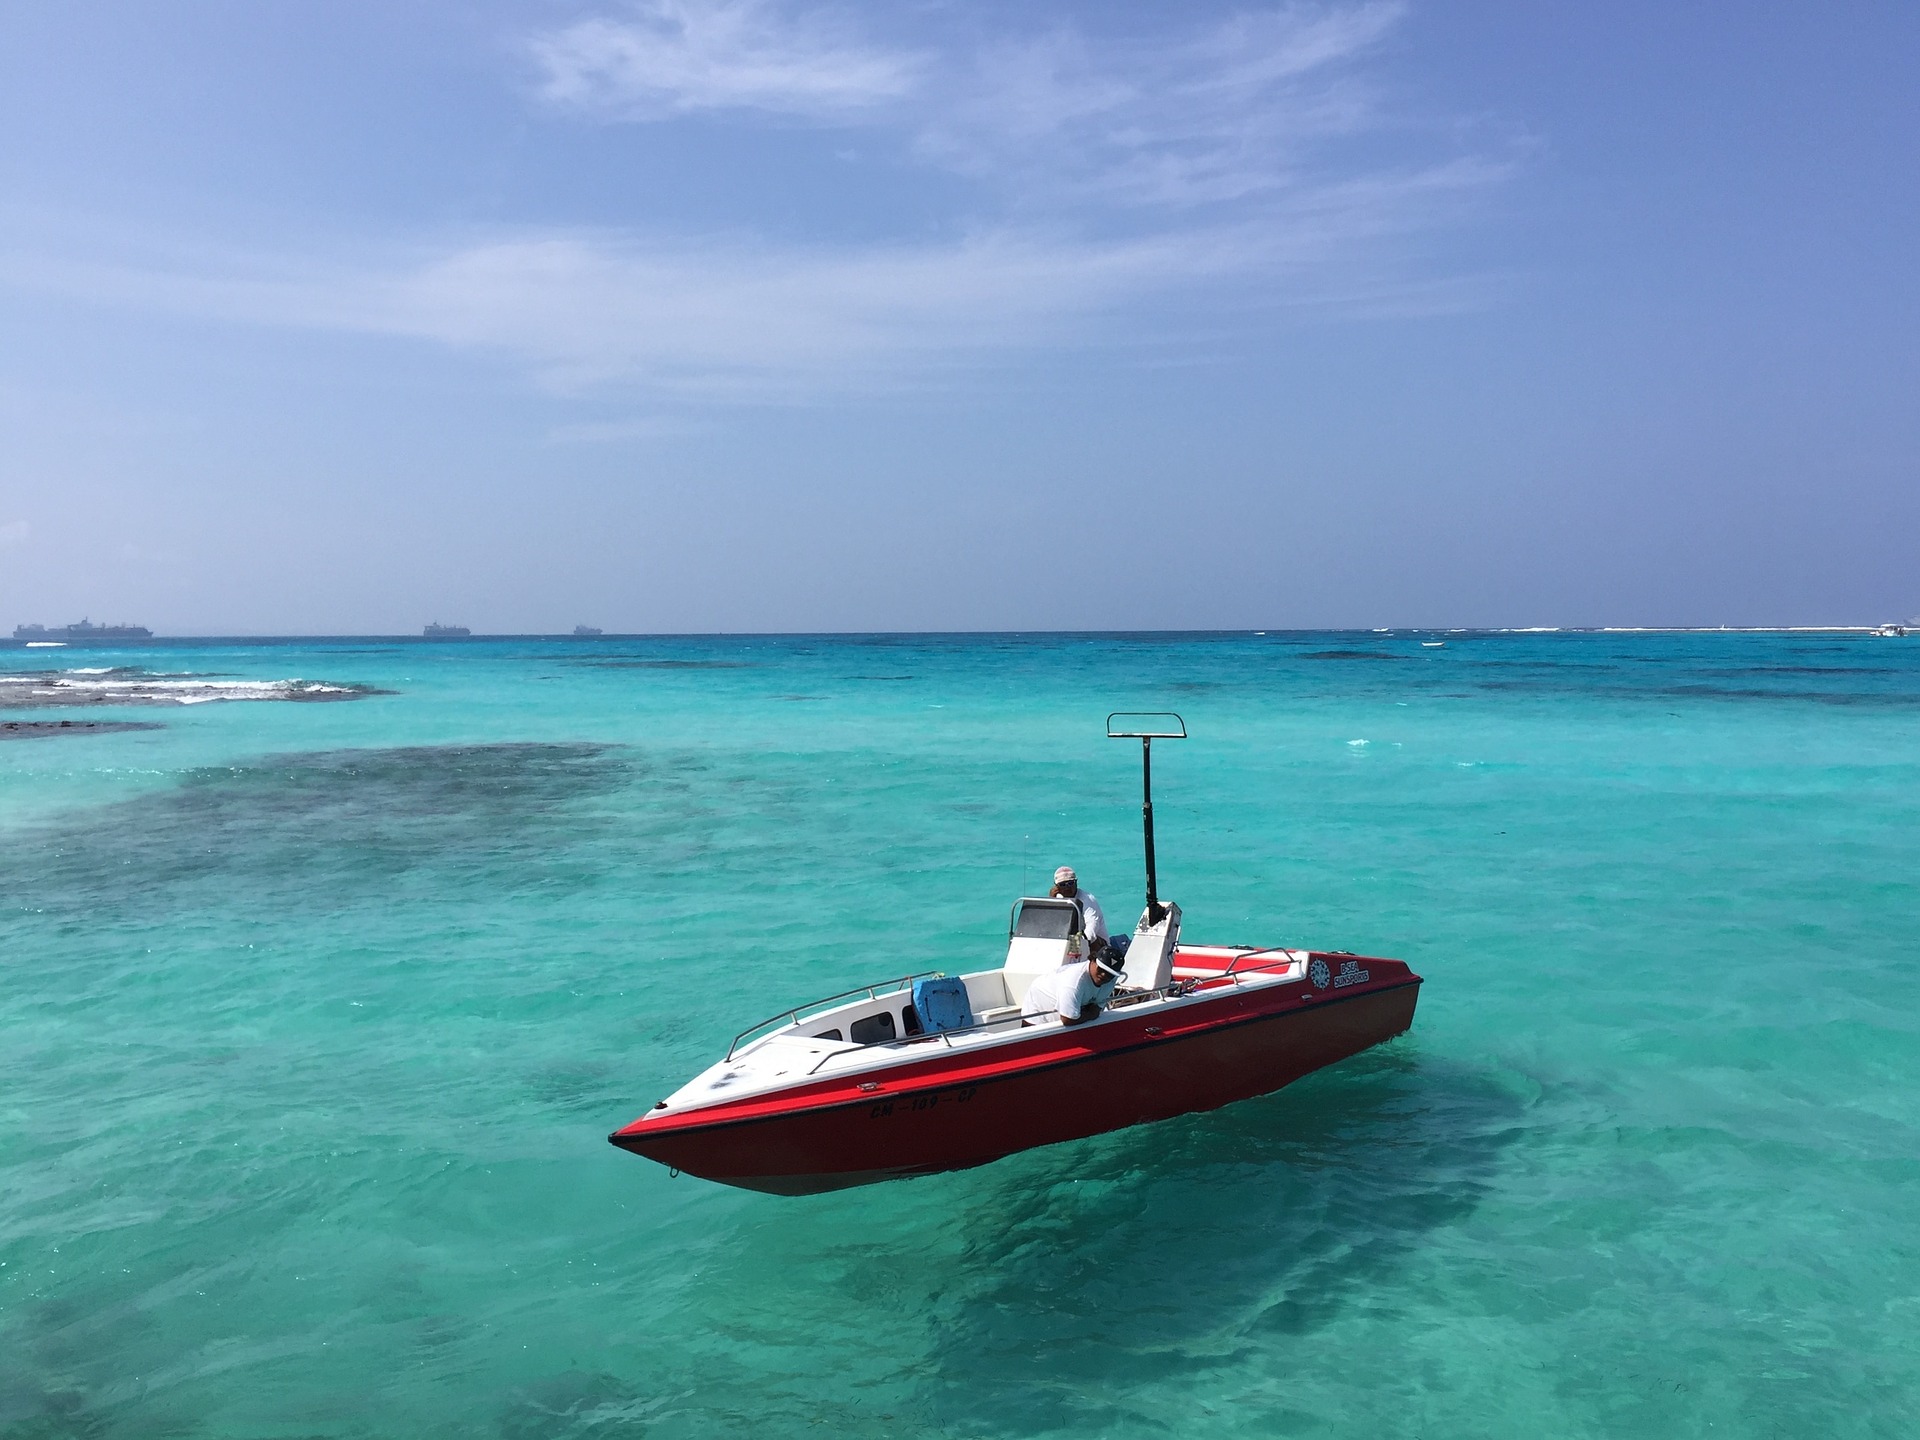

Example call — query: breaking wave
[0,668,389,709]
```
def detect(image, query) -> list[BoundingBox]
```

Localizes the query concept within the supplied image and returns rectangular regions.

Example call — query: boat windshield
[1012,900,1078,941]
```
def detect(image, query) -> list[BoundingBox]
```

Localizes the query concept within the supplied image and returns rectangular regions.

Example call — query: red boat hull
[612,962,1420,1195]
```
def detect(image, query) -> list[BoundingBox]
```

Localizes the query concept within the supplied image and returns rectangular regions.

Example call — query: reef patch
[0,719,165,739]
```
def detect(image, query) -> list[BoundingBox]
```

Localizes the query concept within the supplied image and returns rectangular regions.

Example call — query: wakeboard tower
[610,713,1421,1194]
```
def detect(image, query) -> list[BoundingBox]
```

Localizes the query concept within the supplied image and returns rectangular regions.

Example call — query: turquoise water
[3,631,1917,1439]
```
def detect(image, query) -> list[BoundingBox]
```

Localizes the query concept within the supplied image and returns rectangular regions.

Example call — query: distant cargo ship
[423,622,471,638]
[573,625,603,636]
[13,619,154,641]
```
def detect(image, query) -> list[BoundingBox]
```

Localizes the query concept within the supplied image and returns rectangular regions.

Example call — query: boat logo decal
[1331,959,1371,988]
[1308,958,1331,989]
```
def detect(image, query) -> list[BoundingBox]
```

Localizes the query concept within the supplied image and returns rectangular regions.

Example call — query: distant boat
[1421,641,1445,647]
[13,619,154,642]
[422,622,471,639]
[572,625,604,637]
[1873,623,1909,637]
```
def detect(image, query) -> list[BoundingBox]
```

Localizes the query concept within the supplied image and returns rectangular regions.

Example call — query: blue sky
[1,2,1915,633]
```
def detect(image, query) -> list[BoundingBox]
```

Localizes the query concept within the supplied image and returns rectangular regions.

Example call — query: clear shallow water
[3,631,1917,1439]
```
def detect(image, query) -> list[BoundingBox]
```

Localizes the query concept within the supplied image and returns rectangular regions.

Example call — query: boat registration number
[869,1085,976,1119]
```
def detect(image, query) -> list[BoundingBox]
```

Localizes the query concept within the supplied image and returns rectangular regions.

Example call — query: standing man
[1050,866,1107,955]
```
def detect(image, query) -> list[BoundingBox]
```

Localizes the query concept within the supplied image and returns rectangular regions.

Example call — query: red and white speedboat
[610,716,1422,1194]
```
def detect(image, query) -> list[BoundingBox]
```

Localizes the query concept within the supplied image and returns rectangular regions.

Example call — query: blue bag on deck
[911,976,974,1034]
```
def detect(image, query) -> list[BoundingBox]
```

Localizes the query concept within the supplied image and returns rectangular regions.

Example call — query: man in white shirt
[1021,947,1127,1027]
[1050,866,1106,953]
[1020,865,1127,1025]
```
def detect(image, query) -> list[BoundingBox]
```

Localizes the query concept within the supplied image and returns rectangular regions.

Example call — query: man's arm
[1080,893,1108,944]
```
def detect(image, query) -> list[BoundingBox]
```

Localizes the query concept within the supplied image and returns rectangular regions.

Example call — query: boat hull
[611,976,1418,1195]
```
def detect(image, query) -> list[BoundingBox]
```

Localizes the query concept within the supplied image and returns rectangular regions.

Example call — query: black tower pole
[1108,713,1182,927]
[1141,736,1164,924]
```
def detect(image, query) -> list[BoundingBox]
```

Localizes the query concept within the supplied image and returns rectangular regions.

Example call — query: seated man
[1021,945,1128,1027]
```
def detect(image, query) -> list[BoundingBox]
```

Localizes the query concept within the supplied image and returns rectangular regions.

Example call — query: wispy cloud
[1,4,1512,402]
[0,519,30,549]
[9,228,1247,398]
[919,5,1409,212]
[532,2,1419,214]
[6,153,1501,402]
[532,0,919,119]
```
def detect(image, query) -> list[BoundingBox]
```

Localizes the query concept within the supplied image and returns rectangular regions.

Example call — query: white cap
[1053,866,1076,885]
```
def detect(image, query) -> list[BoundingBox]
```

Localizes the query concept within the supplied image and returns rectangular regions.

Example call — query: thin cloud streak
[546,415,709,443]
[532,0,920,119]
[4,228,1245,397]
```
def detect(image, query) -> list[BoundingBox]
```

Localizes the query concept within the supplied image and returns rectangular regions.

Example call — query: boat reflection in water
[610,715,1423,1195]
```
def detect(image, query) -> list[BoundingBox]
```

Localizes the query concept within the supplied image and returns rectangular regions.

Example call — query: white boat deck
[652,899,1312,1115]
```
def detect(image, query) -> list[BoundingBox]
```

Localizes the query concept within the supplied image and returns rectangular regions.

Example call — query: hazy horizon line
[6,623,1915,645]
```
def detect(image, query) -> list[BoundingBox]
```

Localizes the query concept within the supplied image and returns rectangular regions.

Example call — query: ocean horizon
[7,623,1917,643]
[5,628,1917,1437]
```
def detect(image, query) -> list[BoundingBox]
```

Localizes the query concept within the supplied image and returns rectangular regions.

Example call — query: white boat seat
[964,972,1013,1014]
[1119,902,1181,991]
[1001,897,1082,1004]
